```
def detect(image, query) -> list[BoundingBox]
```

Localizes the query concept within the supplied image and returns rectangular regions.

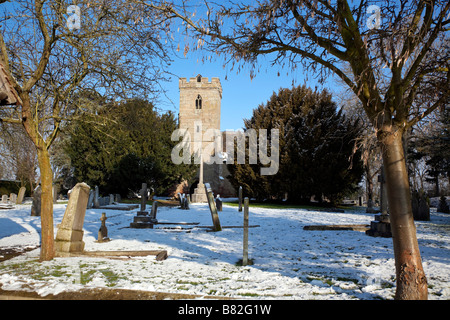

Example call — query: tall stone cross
[138,183,148,215]
[199,154,204,187]
[191,153,208,203]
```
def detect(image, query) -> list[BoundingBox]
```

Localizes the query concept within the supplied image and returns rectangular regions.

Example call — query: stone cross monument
[191,154,208,203]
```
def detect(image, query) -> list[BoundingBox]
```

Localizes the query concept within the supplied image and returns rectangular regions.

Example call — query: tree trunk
[20,93,55,261]
[37,147,55,261]
[378,127,428,300]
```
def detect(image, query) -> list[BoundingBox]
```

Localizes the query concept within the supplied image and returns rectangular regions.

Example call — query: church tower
[178,74,222,158]
[177,75,235,201]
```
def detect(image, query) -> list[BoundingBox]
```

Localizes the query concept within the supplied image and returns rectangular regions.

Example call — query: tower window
[197,75,202,82]
[195,94,202,109]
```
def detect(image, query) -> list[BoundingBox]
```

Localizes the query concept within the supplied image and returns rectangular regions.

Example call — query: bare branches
[1,0,176,152]
[147,0,448,133]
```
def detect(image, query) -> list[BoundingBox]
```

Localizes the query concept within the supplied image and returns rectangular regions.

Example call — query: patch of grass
[176,279,201,285]
[99,269,123,287]
[237,292,259,297]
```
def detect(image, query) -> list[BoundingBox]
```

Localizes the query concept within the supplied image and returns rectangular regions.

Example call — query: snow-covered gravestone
[55,182,91,256]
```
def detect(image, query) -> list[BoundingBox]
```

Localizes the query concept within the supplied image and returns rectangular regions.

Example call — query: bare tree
[147,0,450,299]
[0,0,173,261]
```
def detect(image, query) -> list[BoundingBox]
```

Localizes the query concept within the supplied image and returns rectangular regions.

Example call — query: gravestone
[150,201,158,221]
[179,193,190,210]
[177,193,184,208]
[366,166,392,237]
[31,185,41,216]
[184,193,190,209]
[1,195,7,203]
[412,190,430,221]
[130,184,157,228]
[438,196,449,213]
[86,190,94,209]
[242,197,249,266]
[98,196,109,206]
[238,186,243,212]
[97,212,110,243]
[205,183,221,231]
[109,194,115,205]
[55,182,91,256]
[137,183,148,215]
[17,187,26,204]
[9,193,17,204]
[115,194,121,203]
[93,185,100,208]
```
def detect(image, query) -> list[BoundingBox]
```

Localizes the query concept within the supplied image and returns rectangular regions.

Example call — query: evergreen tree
[65,99,195,196]
[228,85,363,205]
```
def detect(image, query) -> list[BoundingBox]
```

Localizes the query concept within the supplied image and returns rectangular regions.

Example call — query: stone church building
[175,75,236,199]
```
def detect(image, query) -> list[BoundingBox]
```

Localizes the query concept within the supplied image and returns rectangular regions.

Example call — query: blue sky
[157,49,338,131]
[154,1,344,131]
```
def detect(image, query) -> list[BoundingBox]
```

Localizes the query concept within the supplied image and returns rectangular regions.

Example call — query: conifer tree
[228,85,363,205]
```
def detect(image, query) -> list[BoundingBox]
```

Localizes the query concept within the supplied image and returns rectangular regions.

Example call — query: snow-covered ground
[0,201,449,300]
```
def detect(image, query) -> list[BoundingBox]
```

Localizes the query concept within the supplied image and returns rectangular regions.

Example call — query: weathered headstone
[238,186,243,212]
[109,194,115,205]
[205,183,221,231]
[97,212,110,243]
[242,197,249,266]
[137,183,148,215]
[55,182,91,256]
[93,185,100,208]
[115,194,121,203]
[17,187,26,204]
[31,185,41,216]
[86,190,94,209]
[1,195,7,204]
[9,193,17,204]
[150,201,158,221]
